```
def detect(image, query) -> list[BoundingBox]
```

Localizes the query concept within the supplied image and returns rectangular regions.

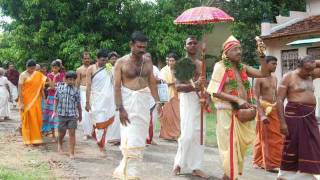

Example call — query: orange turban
[223,35,240,54]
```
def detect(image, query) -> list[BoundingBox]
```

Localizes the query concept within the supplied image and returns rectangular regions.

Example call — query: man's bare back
[256,75,277,103]
[76,65,89,86]
[282,70,316,105]
[117,54,153,90]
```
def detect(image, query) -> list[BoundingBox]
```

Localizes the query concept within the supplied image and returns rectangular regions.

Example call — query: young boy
[55,71,82,159]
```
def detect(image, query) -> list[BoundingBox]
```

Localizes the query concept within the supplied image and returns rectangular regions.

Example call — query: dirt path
[0,108,278,180]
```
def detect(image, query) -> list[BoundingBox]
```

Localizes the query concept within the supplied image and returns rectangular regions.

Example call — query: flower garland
[105,63,113,73]
[223,58,255,105]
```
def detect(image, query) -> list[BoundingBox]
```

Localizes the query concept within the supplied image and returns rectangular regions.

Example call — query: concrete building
[260,0,320,117]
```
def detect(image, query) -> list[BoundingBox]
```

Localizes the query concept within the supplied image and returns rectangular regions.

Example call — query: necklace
[130,54,145,87]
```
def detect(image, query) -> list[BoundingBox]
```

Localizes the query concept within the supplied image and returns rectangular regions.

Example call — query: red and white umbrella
[174,6,233,25]
[174,6,234,145]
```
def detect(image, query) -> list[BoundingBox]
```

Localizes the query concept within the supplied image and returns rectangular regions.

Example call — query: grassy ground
[155,107,255,154]
[155,107,218,147]
[205,110,217,147]
[0,164,53,180]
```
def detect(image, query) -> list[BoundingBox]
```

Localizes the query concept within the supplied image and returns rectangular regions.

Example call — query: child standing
[43,60,64,140]
[55,71,82,159]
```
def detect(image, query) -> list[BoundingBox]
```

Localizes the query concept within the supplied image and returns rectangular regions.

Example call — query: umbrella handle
[200,36,208,145]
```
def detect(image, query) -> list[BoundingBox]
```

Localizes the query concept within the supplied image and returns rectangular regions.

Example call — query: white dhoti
[8,81,17,102]
[0,77,10,118]
[0,85,10,118]
[90,69,115,149]
[113,87,152,180]
[80,85,92,136]
[106,112,121,143]
[174,92,205,171]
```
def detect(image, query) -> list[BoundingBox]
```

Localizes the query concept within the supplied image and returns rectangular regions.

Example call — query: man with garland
[207,36,269,180]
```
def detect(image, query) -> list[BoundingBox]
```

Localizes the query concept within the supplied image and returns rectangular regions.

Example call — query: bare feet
[109,141,120,146]
[57,145,63,154]
[99,147,107,157]
[253,164,259,169]
[83,135,90,140]
[192,170,209,179]
[173,166,181,176]
[151,140,158,145]
[222,174,230,180]
[69,154,75,159]
[4,117,10,121]
[267,168,279,173]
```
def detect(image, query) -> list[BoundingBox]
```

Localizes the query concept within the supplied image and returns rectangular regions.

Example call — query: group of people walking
[1,30,320,180]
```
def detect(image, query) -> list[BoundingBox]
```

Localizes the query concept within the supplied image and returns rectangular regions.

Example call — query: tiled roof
[262,15,320,39]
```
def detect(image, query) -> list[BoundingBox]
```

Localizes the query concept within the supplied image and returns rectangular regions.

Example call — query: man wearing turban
[207,36,269,180]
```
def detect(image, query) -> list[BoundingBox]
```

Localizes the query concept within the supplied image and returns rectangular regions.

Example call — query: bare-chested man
[105,51,121,146]
[253,56,283,172]
[277,55,320,180]
[76,51,92,140]
[85,49,115,154]
[207,35,269,180]
[173,36,209,179]
[113,31,160,180]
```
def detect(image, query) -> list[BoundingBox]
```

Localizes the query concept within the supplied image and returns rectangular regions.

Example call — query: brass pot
[236,107,257,123]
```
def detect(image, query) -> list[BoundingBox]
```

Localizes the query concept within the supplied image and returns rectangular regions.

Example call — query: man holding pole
[173,36,209,179]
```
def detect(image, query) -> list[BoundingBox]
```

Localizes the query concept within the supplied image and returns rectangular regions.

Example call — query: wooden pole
[200,36,207,145]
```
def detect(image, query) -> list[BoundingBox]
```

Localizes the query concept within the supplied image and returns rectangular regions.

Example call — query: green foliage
[0,0,211,70]
[222,0,306,65]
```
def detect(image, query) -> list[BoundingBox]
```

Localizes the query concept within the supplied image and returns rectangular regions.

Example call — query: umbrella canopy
[174,6,234,25]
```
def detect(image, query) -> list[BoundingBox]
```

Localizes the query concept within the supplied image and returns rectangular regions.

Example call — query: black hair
[185,35,198,45]
[39,63,48,68]
[167,52,178,60]
[131,31,148,43]
[81,51,90,59]
[6,62,14,69]
[26,59,37,67]
[65,71,77,79]
[51,60,61,67]
[97,49,108,59]
[108,51,119,59]
[265,56,277,63]
[297,55,315,67]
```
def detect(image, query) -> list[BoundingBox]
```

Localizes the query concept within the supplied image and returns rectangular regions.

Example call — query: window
[281,49,299,75]
[307,47,320,59]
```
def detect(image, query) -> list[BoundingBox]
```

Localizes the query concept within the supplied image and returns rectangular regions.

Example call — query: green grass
[0,164,54,180]
[205,110,217,147]
[155,106,218,147]
[156,108,253,154]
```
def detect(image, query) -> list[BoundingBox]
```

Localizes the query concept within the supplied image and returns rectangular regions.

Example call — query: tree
[0,0,211,70]
[221,0,305,65]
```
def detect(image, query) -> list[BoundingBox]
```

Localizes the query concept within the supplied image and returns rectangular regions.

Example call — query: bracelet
[155,101,162,104]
